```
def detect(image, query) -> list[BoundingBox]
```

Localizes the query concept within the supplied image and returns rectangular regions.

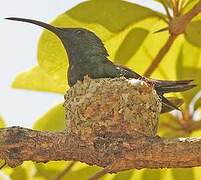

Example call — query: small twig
[54,161,76,180]
[144,34,176,77]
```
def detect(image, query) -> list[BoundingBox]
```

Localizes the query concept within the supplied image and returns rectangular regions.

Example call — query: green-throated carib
[6,17,196,113]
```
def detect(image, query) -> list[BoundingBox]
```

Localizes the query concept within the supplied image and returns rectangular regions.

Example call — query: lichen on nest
[64,76,161,142]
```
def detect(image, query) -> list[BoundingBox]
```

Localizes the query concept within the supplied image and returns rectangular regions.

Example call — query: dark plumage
[6,17,196,113]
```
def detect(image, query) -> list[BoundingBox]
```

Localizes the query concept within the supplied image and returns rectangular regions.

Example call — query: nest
[64,76,161,143]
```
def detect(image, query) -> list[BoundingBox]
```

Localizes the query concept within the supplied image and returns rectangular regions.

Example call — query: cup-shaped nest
[64,76,161,142]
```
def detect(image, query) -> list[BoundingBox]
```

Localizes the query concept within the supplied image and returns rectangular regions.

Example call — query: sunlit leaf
[158,113,185,137]
[171,168,195,180]
[12,66,66,94]
[34,161,67,179]
[10,166,28,180]
[112,170,134,180]
[114,28,149,64]
[182,0,200,14]
[185,21,201,48]
[154,0,172,9]
[0,115,5,128]
[33,103,65,131]
[141,169,162,180]
[62,165,101,180]
[176,42,201,105]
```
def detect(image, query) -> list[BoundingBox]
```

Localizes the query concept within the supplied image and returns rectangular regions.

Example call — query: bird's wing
[115,64,142,79]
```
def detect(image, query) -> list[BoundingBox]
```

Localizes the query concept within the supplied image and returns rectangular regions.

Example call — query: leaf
[62,165,101,180]
[176,43,201,105]
[112,170,134,180]
[34,161,67,179]
[158,113,185,137]
[182,0,200,14]
[12,66,66,94]
[67,0,158,33]
[37,0,160,87]
[171,168,195,180]
[141,169,163,180]
[154,0,172,9]
[185,21,201,48]
[114,28,149,64]
[0,115,5,128]
[10,166,28,180]
[33,103,65,131]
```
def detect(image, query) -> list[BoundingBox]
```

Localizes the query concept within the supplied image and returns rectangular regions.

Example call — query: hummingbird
[5,17,196,113]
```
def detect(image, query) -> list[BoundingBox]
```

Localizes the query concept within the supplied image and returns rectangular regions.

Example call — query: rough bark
[1,127,201,173]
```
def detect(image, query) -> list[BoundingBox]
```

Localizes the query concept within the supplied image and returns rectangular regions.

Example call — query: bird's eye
[74,29,85,35]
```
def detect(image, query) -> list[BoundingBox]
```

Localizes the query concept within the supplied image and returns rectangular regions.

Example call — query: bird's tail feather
[161,96,184,113]
[154,79,196,93]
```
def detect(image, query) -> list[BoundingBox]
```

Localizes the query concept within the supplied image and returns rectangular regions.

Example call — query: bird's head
[5,17,108,65]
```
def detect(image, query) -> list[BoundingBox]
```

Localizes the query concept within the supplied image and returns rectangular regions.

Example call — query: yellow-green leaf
[34,161,67,179]
[182,0,200,14]
[185,21,201,48]
[0,115,6,128]
[171,168,195,180]
[154,0,172,9]
[12,66,66,94]
[114,28,149,64]
[33,103,65,131]
[62,165,101,180]
[141,169,163,180]
[10,166,28,180]
[158,113,185,137]
[176,42,201,105]
[112,170,134,180]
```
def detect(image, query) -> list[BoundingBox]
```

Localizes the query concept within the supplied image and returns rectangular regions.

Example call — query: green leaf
[34,161,67,179]
[33,103,65,131]
[141,169,163,180]
[154,0,172,9]
[176,42,201,105]
[112,170,134,180]
[182,0,200,14]
[37,0,160,87]
[62,165,101,180]
[0,115,5,128]
[114,28,149,64]
[10,166,28,180]
[158,113,185,137]
[185,21,201,48]
[171,168,195,180]
[12,66,66,94]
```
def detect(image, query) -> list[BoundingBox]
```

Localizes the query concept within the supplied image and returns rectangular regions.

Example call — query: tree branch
[144,0,201,77]
[1,126,201,173]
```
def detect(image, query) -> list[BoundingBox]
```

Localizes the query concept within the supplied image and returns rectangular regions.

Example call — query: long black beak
[5,17,60,35]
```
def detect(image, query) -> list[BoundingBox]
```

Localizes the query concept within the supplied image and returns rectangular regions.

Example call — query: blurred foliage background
[1,0,201,179]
